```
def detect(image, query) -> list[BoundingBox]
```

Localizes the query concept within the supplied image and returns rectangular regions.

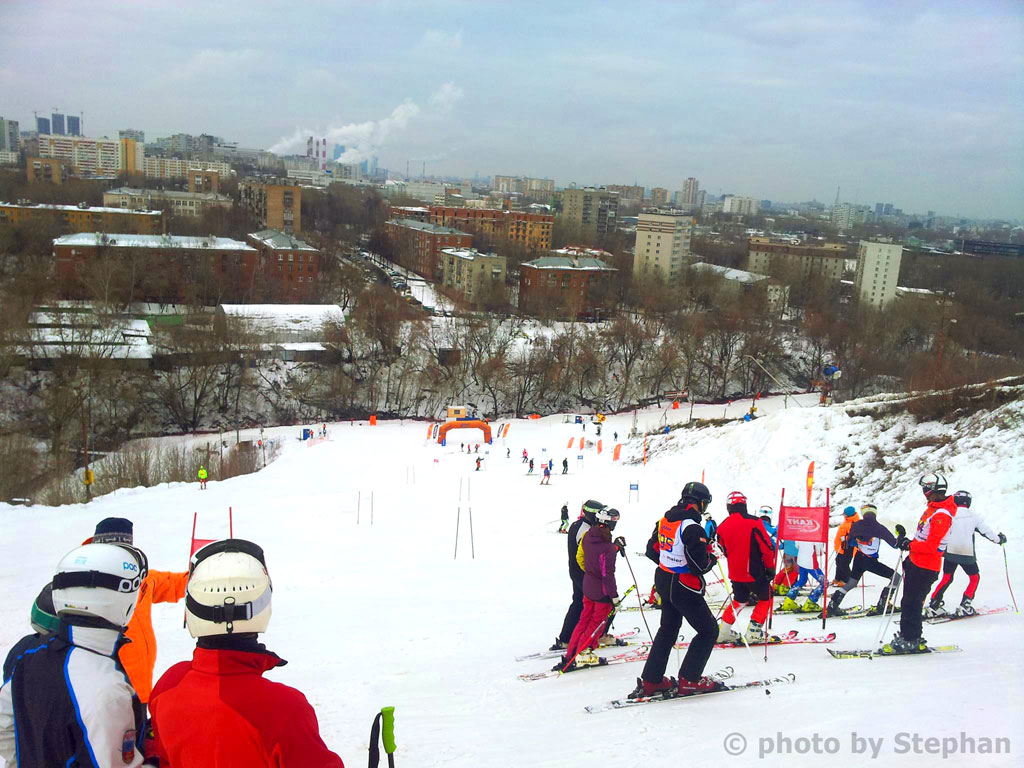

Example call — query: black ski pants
[641,568,717,684]
[900,560,938,642]
[834,549,854,583]
[558,573,584,643]
[833,555,897,607]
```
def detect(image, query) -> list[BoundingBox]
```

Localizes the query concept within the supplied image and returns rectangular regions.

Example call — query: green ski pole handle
[381,706,397,755]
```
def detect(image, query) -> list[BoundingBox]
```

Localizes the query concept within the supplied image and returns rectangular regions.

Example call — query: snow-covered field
[2,394,1022,767]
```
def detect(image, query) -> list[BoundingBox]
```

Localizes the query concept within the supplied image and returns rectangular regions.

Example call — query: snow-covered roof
[522,255,615,271]
[441,248,501,262]
[689,262,770,284]
[2,201,162,216]
[388,218,470,236]
[551,246,614,260]
[217,304,344,332]
[53,233,255,251]
[19,314,153,359]
[248,229,318,252]
[106,187,232,203]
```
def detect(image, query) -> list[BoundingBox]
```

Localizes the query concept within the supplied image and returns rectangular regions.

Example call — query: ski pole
[559,611,614,674]
[621,551,655,644]
[1003,545,1018,613]
[367,705,397,768]
[876,550,905,647]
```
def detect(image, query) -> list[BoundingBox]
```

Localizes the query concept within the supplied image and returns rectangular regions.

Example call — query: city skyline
[2,0,1021,220]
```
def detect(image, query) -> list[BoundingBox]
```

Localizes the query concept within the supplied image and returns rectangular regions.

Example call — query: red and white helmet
[726,491,748,512]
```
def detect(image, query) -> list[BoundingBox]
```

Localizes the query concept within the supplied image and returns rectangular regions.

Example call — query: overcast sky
[3,0,1021,219]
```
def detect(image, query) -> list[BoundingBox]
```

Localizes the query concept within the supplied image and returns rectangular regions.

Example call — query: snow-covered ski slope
[2,393,1022,767]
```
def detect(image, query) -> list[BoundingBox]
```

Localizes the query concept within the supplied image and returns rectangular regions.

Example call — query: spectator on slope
[2,583,60,682]
[827,505,904,617]
[629,482,724,699]
[882,472,957,654]
[549,501,604,651]
[149,540,344,767]
[926,490,1005,618]
[555,508,623,671]
[88,517,190,705]
[1,542,148,767]
[833,506,861,584]
[198,464,208,490]
[779,540,826,614]
[541,465,551,485]
[562,457,569,474]
[559,502,570,533]
[716,492,777,642]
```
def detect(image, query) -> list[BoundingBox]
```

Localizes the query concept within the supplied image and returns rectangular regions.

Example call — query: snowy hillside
[2,392,1022,767]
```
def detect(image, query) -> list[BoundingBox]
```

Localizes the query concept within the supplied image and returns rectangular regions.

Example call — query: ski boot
[774,583,790,596]
[880,633,927,655]
[627,676,676,700]
[676,675,728,695]
[923,599,945,618]
[826,594,846,617]
[744,620,766,644]
[956,596,976,616]
[717,622,741,644]
[548,637,568,652]
[800,600,822,614]
[575,650,605,667]
[866,603,899,617]
[778,596,800,612]
[598,634,627,648]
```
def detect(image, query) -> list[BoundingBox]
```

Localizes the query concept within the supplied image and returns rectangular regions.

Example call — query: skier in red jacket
[882,473,957,654]
[148,539,344,767]
[715,491,776,644]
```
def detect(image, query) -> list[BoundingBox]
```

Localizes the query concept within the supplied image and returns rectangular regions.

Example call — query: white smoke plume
[268,82,462,163]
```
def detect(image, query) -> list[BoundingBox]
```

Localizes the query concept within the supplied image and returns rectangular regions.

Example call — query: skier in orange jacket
[89,518,188,703]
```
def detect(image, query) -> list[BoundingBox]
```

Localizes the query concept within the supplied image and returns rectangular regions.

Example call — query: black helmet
[919,472,948,498]
[581,500,606,524]
[953,490,972,508]
[680,481,712,512]
[595,507,620,530]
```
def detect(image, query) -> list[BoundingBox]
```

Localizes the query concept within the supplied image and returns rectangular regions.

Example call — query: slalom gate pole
[621,552,655,643]
[469,506,475,559]
[876,550,905,647]
[1003,545,1018,613]
[453,507,460,560]
[367,705,397,768]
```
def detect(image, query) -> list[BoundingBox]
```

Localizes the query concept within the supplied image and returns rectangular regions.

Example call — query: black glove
[896,535,911,552]
[614,536,626,553]
[895,524,906,538]
[998,533,1007,545]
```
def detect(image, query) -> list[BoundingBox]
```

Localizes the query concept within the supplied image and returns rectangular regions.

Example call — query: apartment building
[681,177,700,206]
[246,229,321,301]
[429,206,554,250]
[384,218,472,280]
[0,202,163,234]
[746,236,847,283]
[37,133,123,175]
[239,178,302,233]
[0,117,19,153]
[633,210,694,281]
[188,169,220,194]
[440,248,507,303]
[650,187,669,206]
[606,184,645,203]
[519,250,617,318]
[493,175,554,201]
[103,187,233,218]
[689,262,789,315]
[26,156,68,184]
[560,187,619,237]
[143,156,232,180]
[854,240,903,309]
[721,195,760,215]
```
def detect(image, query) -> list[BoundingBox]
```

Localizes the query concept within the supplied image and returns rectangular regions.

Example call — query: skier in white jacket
[926,490,1005,617]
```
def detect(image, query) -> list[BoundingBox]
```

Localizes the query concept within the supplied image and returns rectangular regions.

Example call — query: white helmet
[51,543,147,629]
[185,539,272,638]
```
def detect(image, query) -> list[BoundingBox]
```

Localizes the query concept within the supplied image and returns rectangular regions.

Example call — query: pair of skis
[828,645,961,659]
[584,666,798,712]
[514,627,640,662]
[925,605,1010,624]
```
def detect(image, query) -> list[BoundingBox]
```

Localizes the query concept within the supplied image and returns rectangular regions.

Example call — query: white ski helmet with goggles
[185,539,272,638]
[51,542,148,629]
[594,507,620,530]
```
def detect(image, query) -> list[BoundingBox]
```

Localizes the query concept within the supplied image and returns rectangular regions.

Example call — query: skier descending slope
[882,472,957,654]
[550,501,604,651]
[926,490,1006,617]
[0,542,149,767]
[827,505,904,617]
[149,539,344,767]
[555,507,623,671]
[715,491,777,643]
[628,482,724,699]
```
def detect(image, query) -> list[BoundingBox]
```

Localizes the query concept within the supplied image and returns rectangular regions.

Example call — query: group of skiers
[0,517,344,767]
[546,470,1007,701]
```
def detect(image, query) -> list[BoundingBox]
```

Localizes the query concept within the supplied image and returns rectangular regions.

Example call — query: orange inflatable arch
[437,420,492,444]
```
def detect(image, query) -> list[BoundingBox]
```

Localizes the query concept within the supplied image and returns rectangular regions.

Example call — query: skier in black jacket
[550,500,603,650]
[827,506,905,616]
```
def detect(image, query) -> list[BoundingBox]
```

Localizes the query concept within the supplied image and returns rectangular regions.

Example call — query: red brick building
[385,218,472,280]
[429,206,553,250]
[519,248,617,319]
[245,229,321,302]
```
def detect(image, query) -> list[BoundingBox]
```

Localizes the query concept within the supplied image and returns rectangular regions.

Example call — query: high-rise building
[239,178,303,233]
[746,237,847,283]
[0,117,19,152]
[650,187,669,206]
[560,187,619,237]
[120,129,145,143]
[66,115,81,136]
[51,113,66,135]
[333,144,346,160]
[854,240,903,309]
[721,195,760,215]
[682,177,700,206]
[605,184,644,203]
[38,133,123,175]
[36,116,50,135]
[633,209,694,281]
